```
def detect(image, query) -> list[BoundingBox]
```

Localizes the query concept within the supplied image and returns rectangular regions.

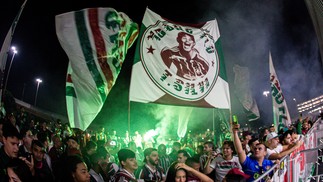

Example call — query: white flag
[56,8,138,130]
[269,52,291,131]
[129,7,230,109]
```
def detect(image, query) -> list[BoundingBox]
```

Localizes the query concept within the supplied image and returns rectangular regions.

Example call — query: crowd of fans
[0,105,317,182]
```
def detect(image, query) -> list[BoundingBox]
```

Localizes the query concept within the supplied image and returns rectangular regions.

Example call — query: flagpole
[212,108,214,131]
[0,0,28,103]
[128,97,131,142]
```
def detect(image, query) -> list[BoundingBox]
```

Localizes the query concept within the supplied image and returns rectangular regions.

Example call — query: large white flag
[269,52,291,131]
[129,7,230,109]
[56,8,138,130]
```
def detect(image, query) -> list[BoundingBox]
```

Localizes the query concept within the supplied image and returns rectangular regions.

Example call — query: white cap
[266,132,279,141]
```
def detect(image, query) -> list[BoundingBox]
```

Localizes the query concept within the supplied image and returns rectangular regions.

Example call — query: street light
[4,46,18,93]
[263,91,270,97]
[34,78,42,106]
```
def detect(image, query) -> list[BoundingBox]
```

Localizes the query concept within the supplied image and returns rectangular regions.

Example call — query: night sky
[1,0,322,135]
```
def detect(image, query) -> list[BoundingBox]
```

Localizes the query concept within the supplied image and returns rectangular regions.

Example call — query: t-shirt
[158,155,172,174]
[114,168,142,182]
[199,154,209,171]
[242,156,274,182]
[137,164,164,181]
[209,156,242,182]
[89,169,105,182]
[266,144,283,162]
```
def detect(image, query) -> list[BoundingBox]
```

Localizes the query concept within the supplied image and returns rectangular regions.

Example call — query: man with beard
[265,132,303,162]
[200,141,216,172]
[137,148,165,181]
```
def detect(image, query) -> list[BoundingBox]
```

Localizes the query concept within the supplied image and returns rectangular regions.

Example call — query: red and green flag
[56,8,138,130]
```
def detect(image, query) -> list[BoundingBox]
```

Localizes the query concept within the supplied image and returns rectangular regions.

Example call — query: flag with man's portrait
[56,8,138,130]
[129,7,230,109]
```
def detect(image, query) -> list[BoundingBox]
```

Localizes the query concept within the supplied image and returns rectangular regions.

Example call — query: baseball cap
[266,132,279,141]
[226,168,250,179]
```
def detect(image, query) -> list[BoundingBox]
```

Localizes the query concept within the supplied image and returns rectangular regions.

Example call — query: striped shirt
[158,154,172,174]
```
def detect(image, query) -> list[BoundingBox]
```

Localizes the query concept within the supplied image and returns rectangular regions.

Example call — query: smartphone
[24,153,32,162]
[233,115,238,124]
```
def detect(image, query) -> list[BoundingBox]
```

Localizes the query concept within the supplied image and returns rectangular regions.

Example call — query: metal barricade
[254,118,323,182]
[253,155,289,182]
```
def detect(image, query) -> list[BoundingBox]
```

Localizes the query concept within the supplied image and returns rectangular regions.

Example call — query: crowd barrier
[255,118,323,182]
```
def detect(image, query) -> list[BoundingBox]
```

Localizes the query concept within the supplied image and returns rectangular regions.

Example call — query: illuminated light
[297,94,323,113]
[263,91,270,97]
[34,78,43,106]
[143,129,159,142]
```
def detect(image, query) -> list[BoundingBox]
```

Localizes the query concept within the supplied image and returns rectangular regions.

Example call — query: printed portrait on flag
[130,7,230,109]
[160,31,209,80]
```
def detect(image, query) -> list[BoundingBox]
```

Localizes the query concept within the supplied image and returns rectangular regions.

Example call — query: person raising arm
[231,123,276,182]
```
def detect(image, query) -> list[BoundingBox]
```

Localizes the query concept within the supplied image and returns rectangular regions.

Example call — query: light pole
[34,78,42,106]
[263,91,270,97]
[21,83,26,101]
[4,46,18,93]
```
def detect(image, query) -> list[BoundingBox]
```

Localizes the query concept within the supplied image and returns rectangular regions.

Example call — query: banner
[233,64,260,121]
[129,7,230,109]
[269,52,291,131]
[56,8,138,130]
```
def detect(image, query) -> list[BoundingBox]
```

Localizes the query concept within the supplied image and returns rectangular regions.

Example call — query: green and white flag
[269,52,291,131]
[129,7,230,109]
[56,8,138,130]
